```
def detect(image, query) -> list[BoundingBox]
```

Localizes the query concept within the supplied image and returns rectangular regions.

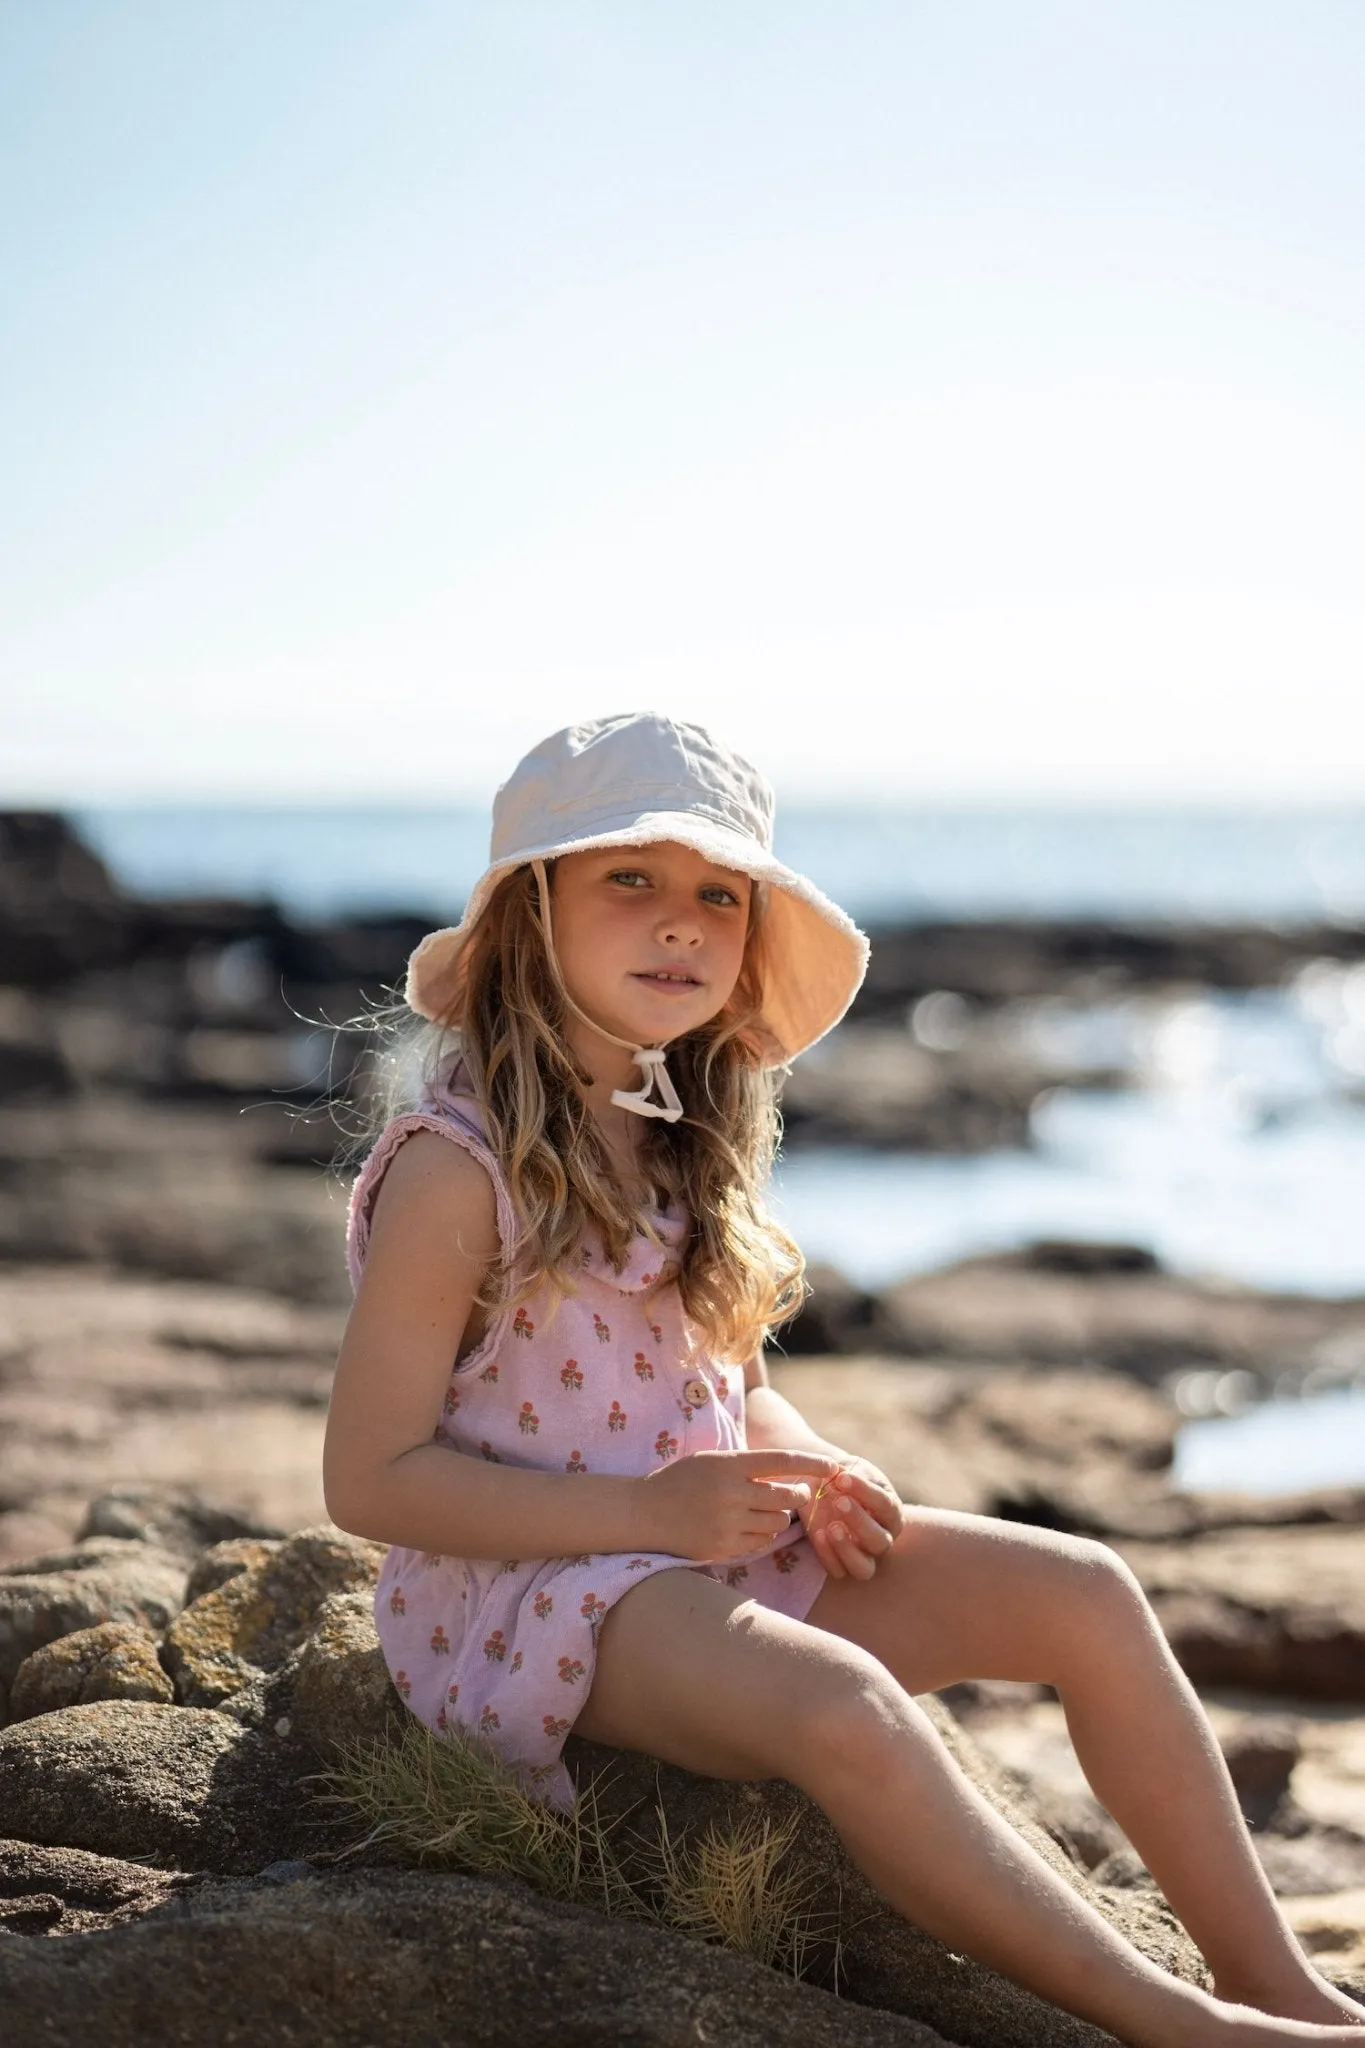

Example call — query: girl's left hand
[798,1456,904,1581]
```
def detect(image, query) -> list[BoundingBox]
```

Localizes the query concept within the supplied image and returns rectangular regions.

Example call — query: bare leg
[803,1505,1365,2027]
[573,1565,1364,2048]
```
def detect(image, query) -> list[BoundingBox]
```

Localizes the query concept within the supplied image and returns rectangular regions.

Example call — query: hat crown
[490,712,775,864]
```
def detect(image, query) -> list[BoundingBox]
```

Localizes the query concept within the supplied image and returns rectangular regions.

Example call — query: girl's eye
[605,870,741,906]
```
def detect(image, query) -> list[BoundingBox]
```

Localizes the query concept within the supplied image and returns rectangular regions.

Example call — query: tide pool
[1172,1384,1365,1496]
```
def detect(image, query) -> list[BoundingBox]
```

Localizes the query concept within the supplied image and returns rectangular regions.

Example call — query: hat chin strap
[531,859,686,1124]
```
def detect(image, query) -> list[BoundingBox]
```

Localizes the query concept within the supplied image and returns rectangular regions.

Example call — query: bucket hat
[405,712,869,1113]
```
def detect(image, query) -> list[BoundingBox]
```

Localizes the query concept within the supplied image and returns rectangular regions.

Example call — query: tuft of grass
[303,1718,856,1987]
[630,1798,851,1985]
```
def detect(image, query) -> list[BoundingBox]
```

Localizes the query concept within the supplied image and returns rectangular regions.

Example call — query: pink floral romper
[345,1055,829,1811]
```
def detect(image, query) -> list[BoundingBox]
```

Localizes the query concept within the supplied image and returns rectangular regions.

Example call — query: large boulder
[0,1699,322,1875]
[561,1694,1208,2048]
[0,1536,186,1687]
[160,1527,385,1709]
[0,1862,951,2048]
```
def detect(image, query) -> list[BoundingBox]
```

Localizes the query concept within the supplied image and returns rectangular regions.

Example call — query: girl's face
[548,841,753,1047]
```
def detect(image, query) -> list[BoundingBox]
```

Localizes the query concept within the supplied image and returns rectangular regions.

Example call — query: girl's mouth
[632,970,702,990]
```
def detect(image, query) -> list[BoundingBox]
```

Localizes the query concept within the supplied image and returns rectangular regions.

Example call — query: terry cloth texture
[346,1057,828,1811]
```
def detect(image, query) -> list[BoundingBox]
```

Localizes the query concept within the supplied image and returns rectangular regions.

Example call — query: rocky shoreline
[1,1480,1362,2043]
[3,807,1365,2036]
[6,808,1365,1159]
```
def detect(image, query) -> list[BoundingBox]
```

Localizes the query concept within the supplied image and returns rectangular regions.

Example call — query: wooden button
[683,1376,711,1406]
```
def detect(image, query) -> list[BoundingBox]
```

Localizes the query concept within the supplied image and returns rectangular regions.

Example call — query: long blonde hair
[356,861,806,1363]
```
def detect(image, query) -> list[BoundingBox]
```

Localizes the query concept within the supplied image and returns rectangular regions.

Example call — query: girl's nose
[655,898,704,945]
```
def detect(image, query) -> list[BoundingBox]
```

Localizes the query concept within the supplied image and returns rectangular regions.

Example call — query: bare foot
[1213,1978,1365,2030]
[1209,2003,1365,2044]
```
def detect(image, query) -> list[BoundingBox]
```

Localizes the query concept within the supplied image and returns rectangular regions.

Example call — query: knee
[790,1647,921,1789]
[1053,1535,1156,1649]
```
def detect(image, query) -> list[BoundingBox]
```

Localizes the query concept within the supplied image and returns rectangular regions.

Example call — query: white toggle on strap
[531,859,687,1124]
[610,1045,685,1122]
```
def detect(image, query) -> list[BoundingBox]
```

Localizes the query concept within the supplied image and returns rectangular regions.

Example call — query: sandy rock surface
[0,1261,338,1562]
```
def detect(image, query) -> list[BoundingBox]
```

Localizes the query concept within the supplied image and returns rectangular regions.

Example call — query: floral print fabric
[345,1059,827,1811]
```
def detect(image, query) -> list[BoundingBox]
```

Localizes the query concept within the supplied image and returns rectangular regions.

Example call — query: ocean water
[69,802,1365,1494]
[73,801,1365,926]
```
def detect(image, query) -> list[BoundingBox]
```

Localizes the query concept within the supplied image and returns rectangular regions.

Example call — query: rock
[161,1526,385,1709]
[0,1537,186,1686]
[184,1536,282,1604]
[779,1021,1042,1153]
[765,1358,1182,1537]
[1283,1887,1365,1974]
[0,1699,322,1874]
[1254,1829,1365,1898]
[0,1836,200,1936]
[76,1486,285,1562]
[0,1864,951,2048]
[1112,1525,1365,1700]
[869,1254,1365,1389]
[1219,1719,1303,1830]
[290,1590,404,1754]
[0,1264,341,1564]
[778,1263,879,1355]
[562,1694,1207,2048]
[9,1621,175,1720]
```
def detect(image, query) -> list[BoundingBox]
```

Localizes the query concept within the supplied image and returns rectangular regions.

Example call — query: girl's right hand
[638,1448,845,1562]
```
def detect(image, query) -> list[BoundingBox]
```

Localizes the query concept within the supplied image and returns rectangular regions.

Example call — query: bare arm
[322,1132,655,1561]
[741,1348,848,1460]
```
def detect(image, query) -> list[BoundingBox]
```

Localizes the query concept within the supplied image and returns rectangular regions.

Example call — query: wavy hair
[352,862,806,1364]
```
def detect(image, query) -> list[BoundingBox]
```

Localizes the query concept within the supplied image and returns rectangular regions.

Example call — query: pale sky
[3,0,1364,804]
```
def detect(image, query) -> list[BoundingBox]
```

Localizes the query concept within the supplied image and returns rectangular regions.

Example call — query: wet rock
[0,1863,950,2048]
[779,1021,1043,1153]
[869,1252,1365,1388]
[0,1537,186,1687]
[161,1526,385,1709]
[9,1621,175,1720]
[0,1699,321,1874]
[856,916,1365,1011]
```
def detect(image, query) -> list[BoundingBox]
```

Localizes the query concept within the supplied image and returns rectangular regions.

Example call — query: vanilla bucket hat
[405,712,869,1115]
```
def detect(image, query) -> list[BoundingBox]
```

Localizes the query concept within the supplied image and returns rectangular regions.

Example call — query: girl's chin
[619,980,715,1030]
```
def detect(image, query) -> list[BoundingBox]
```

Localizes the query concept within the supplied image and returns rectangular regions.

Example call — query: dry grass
[304,1716,856,1987]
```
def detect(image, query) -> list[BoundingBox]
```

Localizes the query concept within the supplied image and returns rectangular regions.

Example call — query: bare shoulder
[365,1125,500,1269]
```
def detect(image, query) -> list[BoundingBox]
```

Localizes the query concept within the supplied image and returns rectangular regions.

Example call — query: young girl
[323,712,1363,2048]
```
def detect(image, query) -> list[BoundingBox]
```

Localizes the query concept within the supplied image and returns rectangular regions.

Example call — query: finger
[735,1449,845,1479]
[747,1479,815,1514]
[833,1495,895,1550]
[827,1519,878,1577]
[811,1524,849,1578]
[838,1470,902,1534]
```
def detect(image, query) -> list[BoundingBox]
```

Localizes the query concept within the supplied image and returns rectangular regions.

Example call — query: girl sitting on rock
[323,711,1363,2046]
